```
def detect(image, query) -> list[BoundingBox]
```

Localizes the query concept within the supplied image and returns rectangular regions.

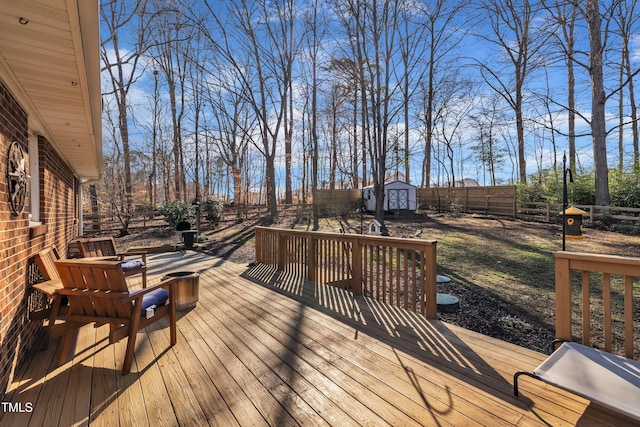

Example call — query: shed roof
[363,180,417,189]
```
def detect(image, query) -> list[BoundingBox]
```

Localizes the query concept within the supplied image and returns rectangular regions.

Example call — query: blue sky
[100,0,640,198]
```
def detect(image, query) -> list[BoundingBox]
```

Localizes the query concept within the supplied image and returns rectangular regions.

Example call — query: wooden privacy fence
[313,189,362,215]
[555,251,640,359]
[314,185,518,216]
[417,185,517,216]
[254,227,438,318]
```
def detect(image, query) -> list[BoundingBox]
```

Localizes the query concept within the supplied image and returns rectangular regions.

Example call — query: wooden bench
[75,236,147,287]
[514,341,640,421]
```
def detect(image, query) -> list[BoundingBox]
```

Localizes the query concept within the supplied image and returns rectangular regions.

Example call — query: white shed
[362,180,417,212]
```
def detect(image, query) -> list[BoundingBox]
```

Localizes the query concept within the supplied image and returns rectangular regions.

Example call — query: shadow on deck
[1,253,635,426]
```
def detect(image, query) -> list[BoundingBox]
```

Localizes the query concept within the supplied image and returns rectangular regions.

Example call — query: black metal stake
[562,152,573,251]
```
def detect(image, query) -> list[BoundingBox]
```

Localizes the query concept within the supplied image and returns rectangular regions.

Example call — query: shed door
[388,189,409,210]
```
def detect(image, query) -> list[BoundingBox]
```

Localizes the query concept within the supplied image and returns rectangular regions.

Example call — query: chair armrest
[117,251,147,263]
[120,250,147,256]
[78,256,120,262]
[32,279,63,298]
[120,277,177,303]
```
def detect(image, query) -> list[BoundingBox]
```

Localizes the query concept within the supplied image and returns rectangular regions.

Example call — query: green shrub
[567,173,595,205]
[159,200,195,228]
[202,199,224,224]
[521,169,595,205]
[517,180,548,203]
[609,170,640,208]
[596,209,613,228]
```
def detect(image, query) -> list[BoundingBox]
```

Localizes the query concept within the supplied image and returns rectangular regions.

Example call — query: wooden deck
[3,252,636,426]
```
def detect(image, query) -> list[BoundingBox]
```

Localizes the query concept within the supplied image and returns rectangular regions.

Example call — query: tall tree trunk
[352,89,359,189]
[284,79,293,204]
[117,89,133,234]
[619,1,640,168]
[568,53,576,174]
[586,0,609,205]
[168,78,183,201]
[619,62,625,171]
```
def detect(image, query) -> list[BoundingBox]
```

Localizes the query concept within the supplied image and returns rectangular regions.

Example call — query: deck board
[2,252,638,426]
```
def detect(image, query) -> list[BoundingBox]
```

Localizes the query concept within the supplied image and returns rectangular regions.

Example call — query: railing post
[352,236,362,295]
[277,230,285,271]
[255,227,263,264]
[308,234,316,282]
[554,252,572,341]
[424,241,437,319]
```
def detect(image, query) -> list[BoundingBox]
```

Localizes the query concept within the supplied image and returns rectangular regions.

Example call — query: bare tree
[434,81,474,186]
[613,0,640,168]
[476,0,551,184]
[197,0,299,221]
[206,72,256,208]
[147,4,197,201]
[395,1,428,184]
[414,0,469,188]
[301,0,325,229]
[333,0,405,230]
[100,0,152,235]
[325,58,363,190]
[471,95,508,186]
[542,0,579,175]
[583,0,610,205]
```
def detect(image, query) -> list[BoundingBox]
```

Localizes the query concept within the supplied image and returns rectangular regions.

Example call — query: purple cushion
[121,260,145,271]
[140,288,169,315]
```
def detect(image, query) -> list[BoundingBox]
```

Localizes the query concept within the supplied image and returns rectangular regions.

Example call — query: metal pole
[562,153,567,251]
[562,152,573,251]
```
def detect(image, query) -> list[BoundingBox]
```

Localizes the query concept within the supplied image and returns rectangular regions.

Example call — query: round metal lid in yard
[437,275,452,283]
[437,293,459,310]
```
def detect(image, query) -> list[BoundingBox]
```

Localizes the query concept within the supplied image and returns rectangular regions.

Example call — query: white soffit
[0,0,102,180]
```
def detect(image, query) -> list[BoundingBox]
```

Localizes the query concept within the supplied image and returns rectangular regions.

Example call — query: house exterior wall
[0,79,79,396]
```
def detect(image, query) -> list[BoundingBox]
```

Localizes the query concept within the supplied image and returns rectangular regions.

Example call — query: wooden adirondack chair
[75,237,148,288]
[54,258,178,374]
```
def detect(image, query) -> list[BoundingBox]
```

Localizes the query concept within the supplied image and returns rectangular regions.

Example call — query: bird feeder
[560,205,587,238]
[368,219,382,235]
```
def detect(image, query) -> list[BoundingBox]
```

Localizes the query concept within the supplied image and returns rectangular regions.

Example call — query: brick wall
[0,80,79,396]
[38,135,79,253]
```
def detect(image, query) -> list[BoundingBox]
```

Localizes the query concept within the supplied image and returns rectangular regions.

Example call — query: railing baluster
[411,251,417,312]
[382,246,387,303]
[603,273,612,353]
[368,244,373,297]
[625,275,634,359]
[582,272,591,347]
[375,246,380,300]
[352,238,362,295]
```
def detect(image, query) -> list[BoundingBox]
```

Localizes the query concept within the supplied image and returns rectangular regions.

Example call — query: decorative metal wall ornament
[6,141,29,215]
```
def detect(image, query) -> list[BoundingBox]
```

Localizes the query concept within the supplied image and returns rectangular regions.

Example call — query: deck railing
[555,251,640,359]
[255,227,438,318]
